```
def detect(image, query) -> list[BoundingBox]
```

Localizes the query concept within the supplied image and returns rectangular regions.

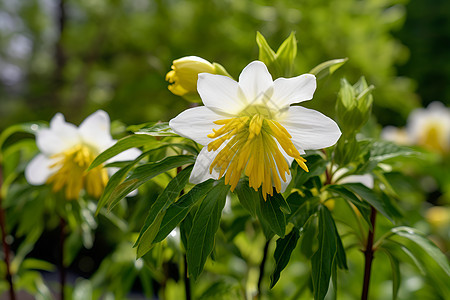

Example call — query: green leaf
[381,249,401,300]
[107,155,196,211]
[293,154,327,188]
[258,193,287,238]
[335,226,348,270]
[386,227,450,298]
[187,182,229,279]
[127,122,179,137]
[89,134,156,170]
[256,31,277,68]
[276,31,297,77]
[134,165,193,247]
[342,183,401,223]
[286,192,319,229]
[0,122,46,152]
[311,205,337,300]
[309,58,348,80]
[270,228,300,288]
[95,151,150,214]
[389,227,450,276]
[136,180,214,258]
[325,184,372,228]
[234,179,259,218]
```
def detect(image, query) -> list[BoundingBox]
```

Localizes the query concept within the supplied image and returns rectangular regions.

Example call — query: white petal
[197,73,243,115]
[169,106,225,146]
[279,106,341,151]
[238,61,273,105]
[340,174,374,189]
[280,171,292,193]
[190,147,220,184]
[25,154,56,185]
[272,74,316,107]
[79,110,114,151]
[36,113,80,155]
[107,147,142,163]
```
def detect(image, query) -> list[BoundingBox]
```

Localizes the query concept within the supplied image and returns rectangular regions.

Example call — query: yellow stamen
[46,144,108,200]
[207,113,308,199]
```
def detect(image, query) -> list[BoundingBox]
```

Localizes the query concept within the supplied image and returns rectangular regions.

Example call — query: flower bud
[336,77,374,136]
[166,56,228,102]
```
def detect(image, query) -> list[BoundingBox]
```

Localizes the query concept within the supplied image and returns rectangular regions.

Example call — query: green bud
[256,31,297,78]
[335,77,374,136]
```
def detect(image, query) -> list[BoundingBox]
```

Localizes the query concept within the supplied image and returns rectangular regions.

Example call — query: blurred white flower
[381,126,411,145]
[381,102,450,154]
[25,110,141,200]
[407,102,450,154]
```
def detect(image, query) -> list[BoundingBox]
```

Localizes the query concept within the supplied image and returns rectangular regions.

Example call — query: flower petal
[107,147,142,163]
[190,147,220,184]
[25,154,56,185]
[340,174,374,189]
[36,113,79,155]
[197,73,243,114]
[79,110,114,151]
[272,74,316,107]
[169,106,225,146]
[279,106,341,151]
[238,61,273,105]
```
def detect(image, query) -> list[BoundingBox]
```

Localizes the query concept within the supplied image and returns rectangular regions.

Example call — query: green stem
[59,217,66,300]
[256,239,270,298]
[361,206,377,300]
[0,166,16,300]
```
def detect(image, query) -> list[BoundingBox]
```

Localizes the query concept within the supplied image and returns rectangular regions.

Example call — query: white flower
[169,61,341,199]
[332,168,374,189]
[25,110,141,200]
[381,126,411,146]
[407,102,450,153]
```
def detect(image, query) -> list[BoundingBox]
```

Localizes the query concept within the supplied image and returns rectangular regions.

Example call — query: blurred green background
[1,0,449,131]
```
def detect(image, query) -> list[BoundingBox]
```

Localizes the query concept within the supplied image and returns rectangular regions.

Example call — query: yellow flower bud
[166,56,216,99]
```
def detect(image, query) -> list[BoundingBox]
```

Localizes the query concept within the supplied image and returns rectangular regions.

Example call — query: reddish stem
[361,206,377,300]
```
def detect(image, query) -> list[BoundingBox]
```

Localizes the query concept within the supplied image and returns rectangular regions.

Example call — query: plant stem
[183,253,191,300]
[257,239,270,298]
[361,206,377,300]
[0,167,16,300]
[59,217,67,300]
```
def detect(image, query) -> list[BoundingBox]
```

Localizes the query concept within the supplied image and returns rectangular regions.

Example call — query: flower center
[46,144,108,200]
[420,123,447,153]
[207,113,308,199]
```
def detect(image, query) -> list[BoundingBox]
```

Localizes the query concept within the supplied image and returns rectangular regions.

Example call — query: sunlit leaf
[309,58,348,80]
[107,155,196,211]
[89,134,157,170]
[127,122,178,137]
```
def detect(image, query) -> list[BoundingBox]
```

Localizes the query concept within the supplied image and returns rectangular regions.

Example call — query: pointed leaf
[311,205,337,300]
[127,122,179,137]
[136,180,214,258]
[187,182,230,279]
[107,155,196,211]
[343,183,401,223]
[309,58,348,80]
[235,180,259,218]
[270,228,300,288]
[134,165,193,247]
[89,134,156,170]
[258,193,286,238]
